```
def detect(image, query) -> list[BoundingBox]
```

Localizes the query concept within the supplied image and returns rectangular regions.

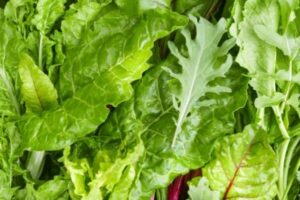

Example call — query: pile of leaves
[0,0,299,199]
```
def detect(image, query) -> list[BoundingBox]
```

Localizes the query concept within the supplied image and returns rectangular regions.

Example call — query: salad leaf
[203,125,278,199]
[14,176,70,200]
[19,53,58,113]
[17,8,187,151]
[166,15,235,146]
[0,12,24,116]
[231,0,278,98]
[62,53,247,199]
[31,0,66,34]
[187,177,220,200]
[0,0,299,199]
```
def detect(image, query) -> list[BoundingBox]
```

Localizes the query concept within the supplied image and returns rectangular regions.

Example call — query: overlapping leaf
[62,54,247,199]
[203,125,278,199]
[231,0,278,97]
[19,53,58,113]
[17,7,187,151]
[0,12,24,117]
[187,177,220,200]
[166,16,235,146]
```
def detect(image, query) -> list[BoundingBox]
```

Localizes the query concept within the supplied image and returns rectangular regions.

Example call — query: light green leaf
[59,8,187,99]
[17,8,187,151]
[287,94,300,117]
[167,16,234,146]
[32,0,66,34]
[187,177,220,200]
[115,0,171,13]
[4,0,36,37]
[14,176,69,200]
[81,61,248,199]
[255,92,285,108]
[19,53,58,113]
[278,0,299,33]
[203,125,278,199]
[0,13,24,116]
[254,25,300,58]
[61,0,111,46]
[232,0,279,96]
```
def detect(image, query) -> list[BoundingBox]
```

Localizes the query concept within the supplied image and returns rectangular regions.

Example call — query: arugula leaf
[166,15,235,146]
[203,125,278,199]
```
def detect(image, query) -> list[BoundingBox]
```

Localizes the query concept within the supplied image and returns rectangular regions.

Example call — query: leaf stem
[26,151,46,179]
[272,106,290,139]
[38,33,43,69]
[278,139,289,198]
[281,137,300,200]
[280,60,293,113]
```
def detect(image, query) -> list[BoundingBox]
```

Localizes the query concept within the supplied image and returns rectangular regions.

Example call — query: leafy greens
[0,0,299,200]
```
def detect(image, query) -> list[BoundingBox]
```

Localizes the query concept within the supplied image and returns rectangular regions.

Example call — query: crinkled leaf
[231,0,279,96]
[70,58,247,200]
[59,8,187,99]
[61,0,111,46]
[17,8,187,151]
[203,125,278,199]
[32,0,66,34]
[115,0,171,13]
[0,13,24,116]
[4,0,36,37]
[19,53,58,113]
[187,177,220,200]
[14,176,70,200]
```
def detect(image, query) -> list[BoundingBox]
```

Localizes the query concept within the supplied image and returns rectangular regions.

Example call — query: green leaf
[17,8,187,151]
[4,0,36,37]
[115,0,171,13]
[255,92,285,108]
[0,13,24,116]
[19,53,58,113]
[61,0,111,46]
[59,8,187,99]
[75,60,248,199]
[231,0,279,96]
[167,16,234,146]
[203,125,278,199]
[187,177,220,200]
[32,0,66,34]
[14,176,70,200]
[174,0,219,17]
[254,25,300,58]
